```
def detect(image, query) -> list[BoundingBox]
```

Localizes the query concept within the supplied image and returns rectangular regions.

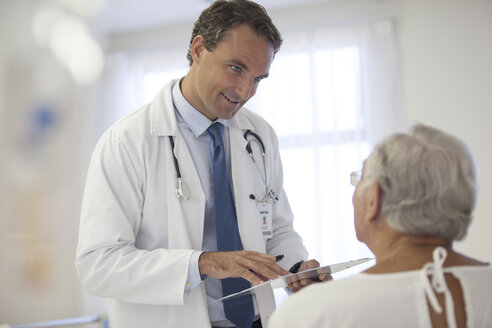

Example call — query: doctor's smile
[221,91,243,105]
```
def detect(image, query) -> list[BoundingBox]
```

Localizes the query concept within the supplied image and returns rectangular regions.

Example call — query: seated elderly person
[268,124,491,328]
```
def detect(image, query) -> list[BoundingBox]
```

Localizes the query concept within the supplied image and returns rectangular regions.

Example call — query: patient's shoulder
[446,252,489,266]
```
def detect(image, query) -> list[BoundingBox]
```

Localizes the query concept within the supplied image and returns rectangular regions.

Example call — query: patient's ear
[365,181,381,223]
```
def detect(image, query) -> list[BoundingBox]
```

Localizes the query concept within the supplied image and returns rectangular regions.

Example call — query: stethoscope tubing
[169,129,277,202]
[244,130,278,203]
[245,137,270,198]
[169,136,189,200]
[244,130,265,153]
[168,136,181,179]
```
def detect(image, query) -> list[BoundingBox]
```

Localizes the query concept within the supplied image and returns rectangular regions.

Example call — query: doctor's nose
[237,77,256,100]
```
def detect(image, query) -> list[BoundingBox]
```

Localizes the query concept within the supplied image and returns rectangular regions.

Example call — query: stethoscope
[168,136,190,200]
[168,129,278,203]
[243,130,279,204]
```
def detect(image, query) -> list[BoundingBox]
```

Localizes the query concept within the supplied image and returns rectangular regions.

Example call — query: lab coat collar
[150,79,257,137]
[150,80,179,137]
[172,79,234,137]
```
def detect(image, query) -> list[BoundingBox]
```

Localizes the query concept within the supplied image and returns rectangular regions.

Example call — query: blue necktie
[208,123,255,328]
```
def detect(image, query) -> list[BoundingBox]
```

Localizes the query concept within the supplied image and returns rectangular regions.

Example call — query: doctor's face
[187,24,274,120]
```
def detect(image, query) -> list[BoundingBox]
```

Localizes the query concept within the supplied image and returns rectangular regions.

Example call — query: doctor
[75,1,326,327]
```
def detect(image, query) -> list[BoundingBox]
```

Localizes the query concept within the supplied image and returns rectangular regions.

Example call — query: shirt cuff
[185,250,204,290]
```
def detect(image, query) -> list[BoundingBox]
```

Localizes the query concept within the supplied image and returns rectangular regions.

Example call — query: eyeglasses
[350,171,362,186]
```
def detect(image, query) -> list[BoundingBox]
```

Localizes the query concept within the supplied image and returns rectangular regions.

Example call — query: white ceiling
[90,0,339,35]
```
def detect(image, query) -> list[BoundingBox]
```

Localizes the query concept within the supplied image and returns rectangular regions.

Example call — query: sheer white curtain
[248,18,404,266]
[99,49,189,129]
[101,17,404,268]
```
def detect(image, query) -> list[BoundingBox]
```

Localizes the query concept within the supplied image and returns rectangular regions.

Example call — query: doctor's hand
[287,259,332,293]
[198,251,290,286]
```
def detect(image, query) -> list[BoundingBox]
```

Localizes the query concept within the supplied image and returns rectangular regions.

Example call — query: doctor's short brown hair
[186,0,282,65]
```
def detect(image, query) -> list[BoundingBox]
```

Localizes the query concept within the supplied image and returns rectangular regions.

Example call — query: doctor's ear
[190,35,206,64]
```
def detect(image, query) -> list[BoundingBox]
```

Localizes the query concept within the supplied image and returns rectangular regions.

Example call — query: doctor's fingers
[238,250,277,263]
[288,281,302,292]
[198,251,282,284]
[227,254,287,284]
[242,252,291,277]
[287,259,329,292]
[299,259,320,270]
[293,273,332,288]
[287,275,321,292]
[243,260,288,282]
[208,255,274,285]
[287,278,317,293]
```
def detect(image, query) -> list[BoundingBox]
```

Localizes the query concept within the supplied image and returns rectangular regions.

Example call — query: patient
[268,124,492,328]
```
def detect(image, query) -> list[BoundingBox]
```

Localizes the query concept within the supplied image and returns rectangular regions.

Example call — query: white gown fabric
[268,247,492,328]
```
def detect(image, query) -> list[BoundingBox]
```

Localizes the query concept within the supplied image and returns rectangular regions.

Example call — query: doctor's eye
[230,65,242,73]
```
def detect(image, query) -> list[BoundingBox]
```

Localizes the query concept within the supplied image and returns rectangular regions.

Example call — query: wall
[394,0,492,261]
[0,0,107,325]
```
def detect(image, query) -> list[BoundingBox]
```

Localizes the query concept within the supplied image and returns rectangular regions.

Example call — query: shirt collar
[172,80,235,137]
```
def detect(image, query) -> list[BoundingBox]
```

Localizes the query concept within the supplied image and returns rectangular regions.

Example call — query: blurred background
[0,0,491,326]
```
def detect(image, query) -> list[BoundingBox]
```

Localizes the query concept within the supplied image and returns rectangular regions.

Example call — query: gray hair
[363,123,478,241]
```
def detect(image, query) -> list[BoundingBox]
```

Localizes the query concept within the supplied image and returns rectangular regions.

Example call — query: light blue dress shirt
[171,80,259,326]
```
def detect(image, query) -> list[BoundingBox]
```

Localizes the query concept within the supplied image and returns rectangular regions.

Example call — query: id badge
[256,201,273,240]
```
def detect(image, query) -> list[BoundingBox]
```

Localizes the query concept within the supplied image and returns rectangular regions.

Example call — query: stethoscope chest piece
[175,177,190,200]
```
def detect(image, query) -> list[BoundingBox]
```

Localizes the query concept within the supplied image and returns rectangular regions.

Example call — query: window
[248,45,372,266]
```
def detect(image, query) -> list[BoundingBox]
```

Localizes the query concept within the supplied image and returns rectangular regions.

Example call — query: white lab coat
[75,80,308,328]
